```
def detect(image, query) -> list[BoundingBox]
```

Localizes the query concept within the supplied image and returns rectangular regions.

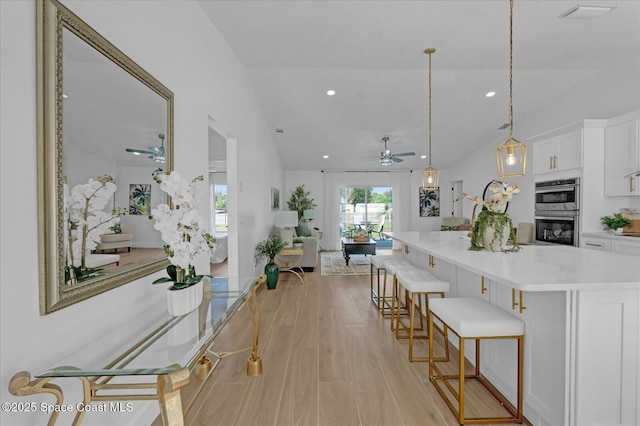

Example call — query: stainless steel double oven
[534,178,580,246]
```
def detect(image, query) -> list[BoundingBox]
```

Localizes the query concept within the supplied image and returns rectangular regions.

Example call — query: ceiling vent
[559,5,616,19]
[275,128,284,133]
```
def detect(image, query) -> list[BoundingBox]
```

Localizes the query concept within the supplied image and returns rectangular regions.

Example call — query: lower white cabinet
[582,233,640,255]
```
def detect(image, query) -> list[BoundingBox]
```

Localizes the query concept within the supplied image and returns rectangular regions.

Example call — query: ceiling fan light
[421,165,439,191]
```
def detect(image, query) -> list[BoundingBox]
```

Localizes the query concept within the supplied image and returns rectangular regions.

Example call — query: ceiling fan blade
[126,148,154,155]
[147,145,163,154]
[392,151,415,157]
[392,157,404,163]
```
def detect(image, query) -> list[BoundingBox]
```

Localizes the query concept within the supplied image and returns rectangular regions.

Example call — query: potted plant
[601,213,631,233]
[459,180,520,252]
[254,234,287,289]
[292,238,304,249]
[352,228,370,242]
[287,185,317,222]
[149,169,216,316]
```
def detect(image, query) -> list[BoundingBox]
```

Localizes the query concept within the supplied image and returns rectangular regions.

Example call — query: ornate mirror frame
[38,0,173,314]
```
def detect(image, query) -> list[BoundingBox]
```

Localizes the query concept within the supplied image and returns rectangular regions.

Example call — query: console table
[341,237,376,266]
[9,275,266,426]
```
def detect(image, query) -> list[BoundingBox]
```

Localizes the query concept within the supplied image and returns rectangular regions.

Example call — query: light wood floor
[180,255,528,426]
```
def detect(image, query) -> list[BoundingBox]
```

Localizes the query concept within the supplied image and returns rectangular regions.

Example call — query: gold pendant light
[422,48,439,191]
[495,0,526,178]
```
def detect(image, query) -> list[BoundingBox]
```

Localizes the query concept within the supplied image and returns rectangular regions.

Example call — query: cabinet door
[611,240,640,256]
[533,138,555,174]
[605,120,640,196]
[555,131,582,171]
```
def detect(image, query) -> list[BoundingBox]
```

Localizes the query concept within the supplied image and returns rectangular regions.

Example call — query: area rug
[320,251,371,276]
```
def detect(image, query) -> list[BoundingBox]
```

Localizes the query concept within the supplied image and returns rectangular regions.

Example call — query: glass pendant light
[422,48,439,191]
[495,0,526,177]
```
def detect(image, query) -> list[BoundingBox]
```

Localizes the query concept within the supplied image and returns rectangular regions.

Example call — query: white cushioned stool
[383,259,419,322]
[370,254,402,313]
[393,269,450,362]
[429,297,524,424]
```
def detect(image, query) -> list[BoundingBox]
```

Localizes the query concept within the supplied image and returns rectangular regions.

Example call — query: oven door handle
[535,215,576,221]
[534,186,577,194]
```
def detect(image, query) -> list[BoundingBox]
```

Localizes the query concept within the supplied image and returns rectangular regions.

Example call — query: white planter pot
[482,223,511,252]
[166,280,203,317]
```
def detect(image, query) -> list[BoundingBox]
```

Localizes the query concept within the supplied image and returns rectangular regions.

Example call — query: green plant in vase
[286,185,317,222]
[461,180,520,252]
[600,213,630,232]
[255,234,287,289]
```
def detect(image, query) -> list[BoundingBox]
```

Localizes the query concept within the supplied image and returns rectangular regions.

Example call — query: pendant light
[495,0,526,177]
[422,48,439,191]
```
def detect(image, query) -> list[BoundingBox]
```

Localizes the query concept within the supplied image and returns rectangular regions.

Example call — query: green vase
[264,261,279,290]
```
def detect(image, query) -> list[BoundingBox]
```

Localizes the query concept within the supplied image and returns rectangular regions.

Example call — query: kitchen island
[386,231,639,426]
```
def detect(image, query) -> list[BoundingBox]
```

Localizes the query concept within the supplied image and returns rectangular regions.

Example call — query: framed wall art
[271,187,280,211]
[419,187,440,217]
[129,183,151,215]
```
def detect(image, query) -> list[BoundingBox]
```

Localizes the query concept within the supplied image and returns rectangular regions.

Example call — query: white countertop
[388,231,640,292]
[582,231,640,242]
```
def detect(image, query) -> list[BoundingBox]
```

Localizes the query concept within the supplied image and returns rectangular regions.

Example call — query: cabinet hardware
[549,156,553,170]
[518,290,527,314]
[481,276,487,294]
[631,176,635,193]
[553,155,558,169]
[512,289,527,314]
[404,245,409,254]
[428,255,435,268]
[586,242,603,248]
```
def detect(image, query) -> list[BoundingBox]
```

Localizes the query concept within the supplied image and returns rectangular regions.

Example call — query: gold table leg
[9,371,63,426]
[157,368,190,426]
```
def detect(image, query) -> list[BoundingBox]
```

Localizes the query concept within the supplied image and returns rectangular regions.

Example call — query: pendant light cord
[509,0,514,138]
[428,49,433,166]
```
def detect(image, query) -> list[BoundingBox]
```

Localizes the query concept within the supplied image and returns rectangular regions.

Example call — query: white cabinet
[604,119,640,196]
[611,239,640,256]
[533,130,582,175]
[581,235,611,252]
[581,233,640,256]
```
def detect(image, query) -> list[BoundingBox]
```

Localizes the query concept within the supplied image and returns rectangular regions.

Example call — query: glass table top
[36,276,259,378]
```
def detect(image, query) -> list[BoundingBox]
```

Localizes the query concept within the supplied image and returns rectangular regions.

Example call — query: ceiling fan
[126,133,166,163]
[370,136,415,165]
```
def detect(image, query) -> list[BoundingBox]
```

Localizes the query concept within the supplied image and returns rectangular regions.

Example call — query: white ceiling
[198,0,640,172]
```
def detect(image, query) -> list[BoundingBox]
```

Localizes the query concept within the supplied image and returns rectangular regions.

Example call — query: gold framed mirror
[38,0,173,314]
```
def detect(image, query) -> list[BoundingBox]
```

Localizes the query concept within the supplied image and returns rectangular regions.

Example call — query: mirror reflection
[39,0,174,314]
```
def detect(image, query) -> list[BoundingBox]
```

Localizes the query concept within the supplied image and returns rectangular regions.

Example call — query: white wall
[0,1,282,425]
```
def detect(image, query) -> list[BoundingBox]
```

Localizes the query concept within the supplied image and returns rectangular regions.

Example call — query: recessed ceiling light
[326,90,336,96]
[323,155,329,159]
[62,94,69,99]
[132,152,141,156]
[559,4,616,19]
[485,91,496,98]
[420,155,427,159]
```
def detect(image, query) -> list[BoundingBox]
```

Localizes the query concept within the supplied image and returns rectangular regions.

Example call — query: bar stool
[370,254,401,313]
[384,259,419,324]
[429,297,524,425]
[393,269,450,362]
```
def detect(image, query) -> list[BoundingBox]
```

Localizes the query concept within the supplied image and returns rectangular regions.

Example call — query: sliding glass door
[339,186,392,240]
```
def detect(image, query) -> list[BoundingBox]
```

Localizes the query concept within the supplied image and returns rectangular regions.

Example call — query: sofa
[95,228,133,253]
[272,224,320,271]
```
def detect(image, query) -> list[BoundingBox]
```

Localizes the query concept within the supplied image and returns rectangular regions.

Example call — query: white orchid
[64,178,120,277]
[460,180,519,212]
[150,169,215,289]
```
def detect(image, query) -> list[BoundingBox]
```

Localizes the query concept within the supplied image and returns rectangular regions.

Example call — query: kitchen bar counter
[389,231,639,291]
[385,231,639,426]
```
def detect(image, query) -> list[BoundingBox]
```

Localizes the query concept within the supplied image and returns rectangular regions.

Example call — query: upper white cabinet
[604,119,640,196]
[533,130,582,175]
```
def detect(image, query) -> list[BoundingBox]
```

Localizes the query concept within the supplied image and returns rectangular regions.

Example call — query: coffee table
[341,237,376,266]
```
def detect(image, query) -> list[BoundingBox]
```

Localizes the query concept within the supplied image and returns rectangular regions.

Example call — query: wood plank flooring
[179,255,528,426]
